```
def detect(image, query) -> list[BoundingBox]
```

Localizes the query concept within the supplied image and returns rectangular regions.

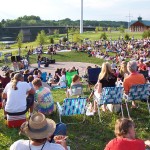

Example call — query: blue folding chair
[124,84,150,118]
[87,68,101,85]
[41,72,47,82]
[97,87,124,122]
[56,97,87,124]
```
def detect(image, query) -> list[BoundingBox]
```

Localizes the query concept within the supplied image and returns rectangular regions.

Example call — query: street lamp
[66,25,69,41]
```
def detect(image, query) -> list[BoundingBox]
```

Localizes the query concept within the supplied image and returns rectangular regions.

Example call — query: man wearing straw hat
[10,112,67,150]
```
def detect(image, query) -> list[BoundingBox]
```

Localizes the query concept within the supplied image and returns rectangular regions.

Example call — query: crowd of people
[0,37,150,149]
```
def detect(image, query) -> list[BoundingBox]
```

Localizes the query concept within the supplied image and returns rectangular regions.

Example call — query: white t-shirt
[10,140,65,150]
[4,81,31,112]
[59,75,66,87]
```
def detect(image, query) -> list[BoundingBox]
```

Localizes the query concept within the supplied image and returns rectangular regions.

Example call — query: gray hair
[127,61,137,73]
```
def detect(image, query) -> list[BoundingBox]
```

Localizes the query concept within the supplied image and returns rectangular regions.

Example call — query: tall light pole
[80,0,83,34]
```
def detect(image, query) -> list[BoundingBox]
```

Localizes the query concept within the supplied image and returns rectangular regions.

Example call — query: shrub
[100,32,107,40]
[142,30,150,38]
[124,33,130,41]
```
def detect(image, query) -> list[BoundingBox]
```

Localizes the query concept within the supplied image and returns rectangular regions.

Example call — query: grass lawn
[0,51,150,150]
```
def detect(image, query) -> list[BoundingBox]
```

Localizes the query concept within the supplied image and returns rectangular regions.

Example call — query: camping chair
[56,97,87,124]
[87,68,101,90]
[66,71,78,88]
[41,72,47,82]
[139,70,149,79]
[69,84,84,97]
[124,84,150,119]
[97,87,124,122]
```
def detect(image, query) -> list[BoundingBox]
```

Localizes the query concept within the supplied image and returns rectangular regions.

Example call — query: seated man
[123,60,146,108]
[32,78,54,115]
[104,118,149,150]
[10,112,67,150]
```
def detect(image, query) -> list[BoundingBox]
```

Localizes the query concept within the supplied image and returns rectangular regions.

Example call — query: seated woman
[32,78,54,115]
[2,73,35,127]
[116,61,129,86]
[88,62,117,112]
[104,118,149,150]
[66,74,82,98]
[50,70,66,88]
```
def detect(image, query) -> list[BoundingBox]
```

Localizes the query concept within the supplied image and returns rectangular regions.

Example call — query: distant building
[130,16,150,32]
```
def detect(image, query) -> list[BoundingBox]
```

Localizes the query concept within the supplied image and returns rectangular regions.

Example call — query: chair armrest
[56,102,63,115]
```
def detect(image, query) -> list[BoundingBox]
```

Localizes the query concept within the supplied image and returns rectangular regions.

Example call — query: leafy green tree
[119,25,125,34]
[108,27,112,33]
[53,29,59,38]
[100,32,107,40]
[0,42,5,50]
[36,30,47,45]
[99,26,103,32]
[142,30,150,38]
[95,26,99,33]
[16,31,23,55]
[17,31,23,48]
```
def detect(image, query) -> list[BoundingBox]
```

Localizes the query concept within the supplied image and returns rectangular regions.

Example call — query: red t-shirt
[104,138,145,150]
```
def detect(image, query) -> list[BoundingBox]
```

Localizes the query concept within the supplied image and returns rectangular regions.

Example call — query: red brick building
[130,16,150,32]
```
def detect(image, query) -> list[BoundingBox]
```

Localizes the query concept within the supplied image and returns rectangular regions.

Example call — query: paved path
[30,62,97,76]
[0,62,97,77]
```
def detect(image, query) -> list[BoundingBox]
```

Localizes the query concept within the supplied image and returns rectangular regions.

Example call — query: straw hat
[20,112,56,139]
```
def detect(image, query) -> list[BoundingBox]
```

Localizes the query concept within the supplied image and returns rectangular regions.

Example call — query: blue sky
[0,0,149,21]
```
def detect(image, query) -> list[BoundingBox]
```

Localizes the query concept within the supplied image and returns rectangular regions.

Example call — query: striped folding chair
[124,84,150,119]
[97,87,124,122]
[56,97,87,124]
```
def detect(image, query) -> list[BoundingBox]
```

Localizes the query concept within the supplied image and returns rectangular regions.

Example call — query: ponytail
[12,73,23,90]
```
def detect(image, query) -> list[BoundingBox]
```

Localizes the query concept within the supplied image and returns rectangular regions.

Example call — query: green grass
[1,88,150,150]
[0,31,150,150]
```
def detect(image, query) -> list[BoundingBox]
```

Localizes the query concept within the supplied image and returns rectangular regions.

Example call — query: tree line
[0,15,128,28]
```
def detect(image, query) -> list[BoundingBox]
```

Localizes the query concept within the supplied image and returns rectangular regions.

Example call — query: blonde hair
[98,62,112,80]
[120,61,128,77]
[12,73,23,90]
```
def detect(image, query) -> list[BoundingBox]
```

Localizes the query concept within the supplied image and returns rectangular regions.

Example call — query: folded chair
[124,84,150,119]
[97,87,124,122]
[56,97,87,124]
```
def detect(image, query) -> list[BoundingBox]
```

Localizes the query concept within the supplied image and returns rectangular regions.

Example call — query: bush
[49,37,54,44]
[100,32,107,40]
[62,37,68,43]
[124,33,130,41]
[142,30,150,38]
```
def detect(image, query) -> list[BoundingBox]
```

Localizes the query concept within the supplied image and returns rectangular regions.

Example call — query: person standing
[37,54,41,68]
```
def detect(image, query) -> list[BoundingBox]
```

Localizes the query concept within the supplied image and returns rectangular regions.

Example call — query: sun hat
[20,112,56,139]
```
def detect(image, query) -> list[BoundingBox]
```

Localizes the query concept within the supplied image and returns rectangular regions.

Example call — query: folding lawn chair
[97,87,124,122]
[56,97,87,124]
[124,84,150,119]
